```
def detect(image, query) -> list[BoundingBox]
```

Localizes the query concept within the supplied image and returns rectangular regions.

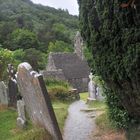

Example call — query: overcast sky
[31,0,79,15]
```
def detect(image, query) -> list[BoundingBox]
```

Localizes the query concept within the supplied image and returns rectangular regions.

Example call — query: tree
[23,48,46,71]
[47,40,74,53]
[0,48,25,81]
[0,22,16,48]
[0,48,14,80]
[78,0,140,127]
[10,29,39,50]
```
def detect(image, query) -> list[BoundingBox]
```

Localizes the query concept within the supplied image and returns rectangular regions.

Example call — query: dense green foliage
[0,48,15,80]
[0,0,78,51]
[0,48,46,80]
[78,0,140,128]
[10,29,39,50]
[48,40,74,53]
[46,78,79,101]
[0,0,78,81]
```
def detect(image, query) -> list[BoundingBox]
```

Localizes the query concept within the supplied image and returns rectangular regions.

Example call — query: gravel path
[63,100,96,140]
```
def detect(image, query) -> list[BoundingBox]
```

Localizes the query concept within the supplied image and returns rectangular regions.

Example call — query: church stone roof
[50,53,90,79]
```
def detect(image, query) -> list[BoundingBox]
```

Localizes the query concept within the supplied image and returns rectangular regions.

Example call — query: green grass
[0,100,70,140]
[53,100,70,131]
[88,100,107,110]
[0,109,17,140]
[80,92,88,101]
[0,109,37,140]
[80,92,113,132]
[95,112,115,131]
[45,78,71,89]
[80,92,107,110]
[11,128,51,140]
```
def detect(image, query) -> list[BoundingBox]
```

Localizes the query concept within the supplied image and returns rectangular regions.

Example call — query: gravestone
[96,87,105,101]
[87,72,96,101]
[17,62,62,140]
[7,64,18,107]
[0,81,9,107]
[17,98,26,129]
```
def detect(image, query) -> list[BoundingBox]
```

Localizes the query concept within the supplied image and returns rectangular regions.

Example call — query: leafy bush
[0,48,15,80]
[47,40,74,53]
[10,29,39,50]
[104,87,130,129]
[78,0,140,128]
[95,112,114,131]
[23,48,46,71]
[45,78,79,101]
[45,78,70,89]
[47,85,69,100]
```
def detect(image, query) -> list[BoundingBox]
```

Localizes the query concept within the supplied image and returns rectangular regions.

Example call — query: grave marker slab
[0,81,8,106]
[17,62,62,140]
[7,64,18,107]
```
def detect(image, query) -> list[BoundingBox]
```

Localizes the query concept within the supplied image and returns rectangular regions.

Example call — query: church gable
[50,53,90,79]
[43,32,90,92]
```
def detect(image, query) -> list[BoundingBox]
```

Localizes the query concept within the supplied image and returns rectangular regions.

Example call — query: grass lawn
[80,92,88,102]
[0,109,17,140]
[80,92,107,110]
[0,100,70,140]
[93,111,126,140]
[0,109,46,140]
[53,100,71,131]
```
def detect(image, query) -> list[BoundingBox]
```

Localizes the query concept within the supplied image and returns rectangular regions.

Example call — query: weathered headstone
[17,62,62,140]
[96,87,105,101]
[8,79,18,107]
[17,98,26,129]
[0,81,9,107]
[7,64,18,107]
[87,72,96,101]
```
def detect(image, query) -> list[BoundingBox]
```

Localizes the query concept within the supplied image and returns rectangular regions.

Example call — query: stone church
[42,32,90,92]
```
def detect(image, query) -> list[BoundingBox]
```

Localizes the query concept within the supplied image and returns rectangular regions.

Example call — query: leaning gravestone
[17,62,63,140]
[0,81,9,107]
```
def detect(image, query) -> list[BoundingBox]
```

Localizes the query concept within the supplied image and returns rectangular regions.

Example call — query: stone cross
[89,72,93,81]
[0,81,9,107]
[17,62,62,140]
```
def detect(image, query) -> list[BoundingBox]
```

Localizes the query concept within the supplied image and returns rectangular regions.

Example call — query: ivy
[79,0,140,128]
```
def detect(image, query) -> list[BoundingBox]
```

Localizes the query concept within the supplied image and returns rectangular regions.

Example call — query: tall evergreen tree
[78,0,140,123]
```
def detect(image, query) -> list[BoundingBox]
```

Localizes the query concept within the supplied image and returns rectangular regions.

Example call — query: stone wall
[42,69,66,81]
[68,78,89,93]
[42,69,89,92]
[42,70,89,93]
